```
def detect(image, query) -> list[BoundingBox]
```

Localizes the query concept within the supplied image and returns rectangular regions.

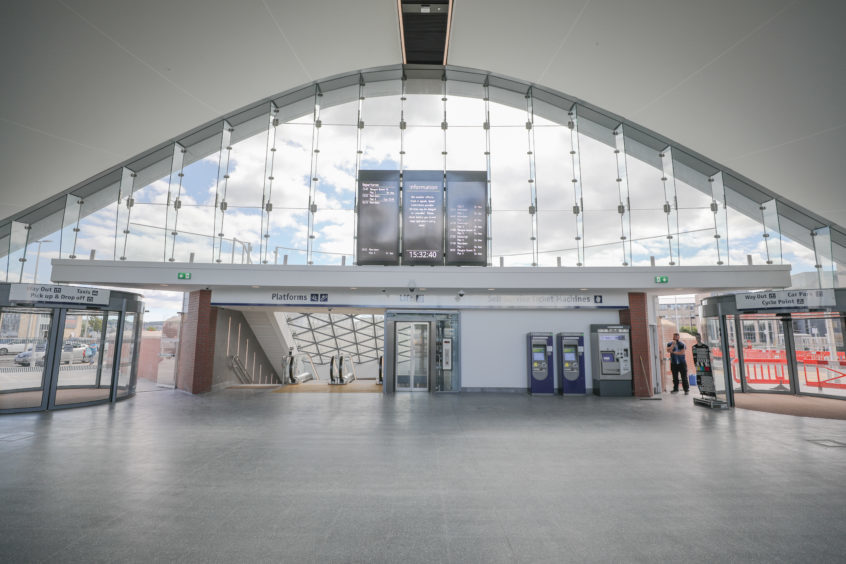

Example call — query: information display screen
[445,171,488,266]
[356,170,400,265]
[402,171,444,265]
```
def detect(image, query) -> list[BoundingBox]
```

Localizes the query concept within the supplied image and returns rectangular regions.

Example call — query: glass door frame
[394,321,431,392]
[0,284,144,414]
[384,311,459,394]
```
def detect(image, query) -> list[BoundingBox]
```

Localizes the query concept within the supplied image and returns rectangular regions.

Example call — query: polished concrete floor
[2,387,846,563]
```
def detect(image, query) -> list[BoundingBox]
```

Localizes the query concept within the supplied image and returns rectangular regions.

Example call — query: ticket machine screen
[532,346,546,368]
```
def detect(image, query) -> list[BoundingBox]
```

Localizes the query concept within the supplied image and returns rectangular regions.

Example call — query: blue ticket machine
[527,333,554,395]
[556,332,585,395]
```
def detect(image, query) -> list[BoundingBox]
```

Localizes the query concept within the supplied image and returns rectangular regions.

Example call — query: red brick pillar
[176,290,217,394]
[626,292,652,397]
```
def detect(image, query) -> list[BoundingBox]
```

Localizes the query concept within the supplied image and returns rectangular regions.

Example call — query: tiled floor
[1,388,845,563]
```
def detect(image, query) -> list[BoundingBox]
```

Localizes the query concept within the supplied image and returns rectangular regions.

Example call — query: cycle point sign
[735,289,835,310]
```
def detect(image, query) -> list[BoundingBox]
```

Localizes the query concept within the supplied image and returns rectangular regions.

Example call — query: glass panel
[725,315,742,392]
[74,183,120,262]
[0,308,52,410]
[101,313,118,387]
[395,322,411,390]
[710,173,730,265]
[54,311,110,406]
[704,317,728,401]
[739,315,791,392]
[22,212,62,284]
[659,149,680,265]
[404,93,442,127]
[725,188,767,265]
[534,125,573,266]
[403,126,443,170]
[445,125,486,172]
[361,125,401,170]
[613,125,632,266]
[491,211,533,266]
[435,314,459,392]
[676,166,717,267]
[578,122,618,266]
[267,120,312,264]
[812,226,835,289]
[319,88,359,125]
[124,219,166,262]
[792,313,845,397]
[363,81,401,127]
[115,168,134,261]
[223,126,269,264]
[412,323,429,390]
[760,199,782,265]
[625,138,666,266]
[582,217,624,266]
[60,195,83,258]
[7,222,30,283]
[157,313,182,388]
[164,144,186,262]
[445,84,485,127]
[836,242,846,288]
[488,87,528,125]
[116,312,137,398]
[312,210,354,265]
[777,215,817,284]
[490,122,532,265]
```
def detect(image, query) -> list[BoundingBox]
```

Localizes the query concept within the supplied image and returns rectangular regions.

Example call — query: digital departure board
[446,171,488,266]
[356,170,400,265]
[401,171,444,266]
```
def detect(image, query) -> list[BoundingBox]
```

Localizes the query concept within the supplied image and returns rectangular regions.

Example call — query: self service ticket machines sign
[556,332,585,395]
[589,324,632,396]
[527,333,554,395]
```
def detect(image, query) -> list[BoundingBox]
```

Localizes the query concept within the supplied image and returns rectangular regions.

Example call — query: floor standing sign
[692,344,727,409]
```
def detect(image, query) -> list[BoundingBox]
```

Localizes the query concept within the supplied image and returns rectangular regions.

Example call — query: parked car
[14,343,47,366]
[0,339,29,355]
[35,343,87,366]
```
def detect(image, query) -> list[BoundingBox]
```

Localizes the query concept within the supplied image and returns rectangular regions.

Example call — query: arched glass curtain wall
[0,65,843,287]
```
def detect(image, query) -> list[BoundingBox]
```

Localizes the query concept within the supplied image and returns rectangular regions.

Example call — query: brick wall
[625,292,651,397]
[176,290,217,394]
[137,332,161,382]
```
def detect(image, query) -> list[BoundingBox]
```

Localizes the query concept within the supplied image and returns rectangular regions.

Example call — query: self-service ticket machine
[556,333,585,395]
[589,324,632,396]
[527,333,554,395]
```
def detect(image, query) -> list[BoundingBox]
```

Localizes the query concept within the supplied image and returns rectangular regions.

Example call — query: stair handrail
[230,354,251,384]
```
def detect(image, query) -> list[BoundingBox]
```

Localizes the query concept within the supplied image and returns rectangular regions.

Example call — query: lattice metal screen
[285,313,384,365]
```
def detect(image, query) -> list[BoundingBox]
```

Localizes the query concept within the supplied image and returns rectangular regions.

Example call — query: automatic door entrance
[395,322,430,391]
[385,312,460,393]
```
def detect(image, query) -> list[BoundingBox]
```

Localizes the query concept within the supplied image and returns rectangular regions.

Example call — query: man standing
[667,332,689,394]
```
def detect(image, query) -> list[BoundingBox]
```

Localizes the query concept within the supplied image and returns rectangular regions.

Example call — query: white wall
[460,309,621,390]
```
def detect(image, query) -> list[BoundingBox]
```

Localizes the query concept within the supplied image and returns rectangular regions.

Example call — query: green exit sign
[177,272,192,280]
[654,275,668,284]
